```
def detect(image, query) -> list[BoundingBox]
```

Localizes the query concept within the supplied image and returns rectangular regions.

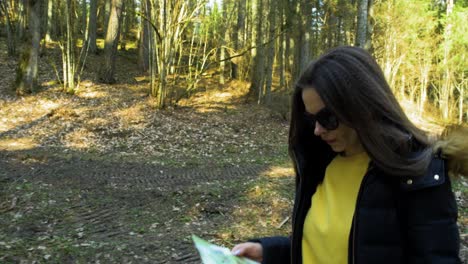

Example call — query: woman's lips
[324,139,337,144]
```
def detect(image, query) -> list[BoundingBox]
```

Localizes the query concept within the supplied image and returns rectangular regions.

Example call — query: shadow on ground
[0,147,294,263]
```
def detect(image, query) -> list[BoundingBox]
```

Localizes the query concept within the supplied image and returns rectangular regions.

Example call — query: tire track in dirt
[20,158,267,189]
[108,165,265,188]
[0,155,270,263]
[62,204,126,239]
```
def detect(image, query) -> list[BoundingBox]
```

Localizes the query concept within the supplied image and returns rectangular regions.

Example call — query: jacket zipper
[352,165,373,264]
[352,217,355,264]
[291,149,303,264]
[292,184,303,264]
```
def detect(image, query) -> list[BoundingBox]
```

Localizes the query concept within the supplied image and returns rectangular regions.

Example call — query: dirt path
[1,151,280,263]
[2,149,466,263]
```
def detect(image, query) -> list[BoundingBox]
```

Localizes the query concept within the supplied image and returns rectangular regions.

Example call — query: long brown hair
[289,46,432,177]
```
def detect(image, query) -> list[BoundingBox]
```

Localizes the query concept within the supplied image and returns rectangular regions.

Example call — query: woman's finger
[231,242,263,262]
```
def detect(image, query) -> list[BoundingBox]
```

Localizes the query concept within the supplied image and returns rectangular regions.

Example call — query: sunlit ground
[0,137,38,151]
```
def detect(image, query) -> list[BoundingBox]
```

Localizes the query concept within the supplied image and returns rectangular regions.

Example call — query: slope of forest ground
[0,38,467,263]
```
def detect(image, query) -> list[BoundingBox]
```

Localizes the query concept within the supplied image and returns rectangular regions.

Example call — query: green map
[192,235,260,264]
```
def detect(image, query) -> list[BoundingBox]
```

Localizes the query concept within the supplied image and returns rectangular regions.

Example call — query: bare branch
[209,27,286,65]
[136,11,162,42]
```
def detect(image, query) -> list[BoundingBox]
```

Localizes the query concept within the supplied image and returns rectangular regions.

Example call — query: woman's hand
[231,242,263,263]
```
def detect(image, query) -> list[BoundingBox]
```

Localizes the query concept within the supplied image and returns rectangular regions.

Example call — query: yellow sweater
[302,152,370,264]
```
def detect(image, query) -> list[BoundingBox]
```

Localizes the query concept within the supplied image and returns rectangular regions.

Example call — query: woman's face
[301,88,364,156]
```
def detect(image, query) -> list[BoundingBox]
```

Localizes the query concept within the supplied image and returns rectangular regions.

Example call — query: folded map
[192,235,260,264]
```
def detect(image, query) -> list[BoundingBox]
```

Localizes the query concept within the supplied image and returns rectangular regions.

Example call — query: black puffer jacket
[254,140,461,264]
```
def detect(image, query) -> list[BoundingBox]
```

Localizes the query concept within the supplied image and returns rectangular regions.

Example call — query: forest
[0,0,467,263]
[0,0,467,121]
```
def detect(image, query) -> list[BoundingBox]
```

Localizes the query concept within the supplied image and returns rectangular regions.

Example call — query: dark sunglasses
[303,107,339,130]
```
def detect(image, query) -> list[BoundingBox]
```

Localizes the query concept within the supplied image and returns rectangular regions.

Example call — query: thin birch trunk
[219,0,228,85]
[45,0,53,42]
[418,51,430,116]
[440,0,454,120]
[278,12,285,89]
[81,0,87,37]
[62,0,76,92]
[264,0,276,105]
[457,73,464,124]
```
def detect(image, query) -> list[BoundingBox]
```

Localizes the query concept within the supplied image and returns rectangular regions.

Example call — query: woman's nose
[314,122,327,136]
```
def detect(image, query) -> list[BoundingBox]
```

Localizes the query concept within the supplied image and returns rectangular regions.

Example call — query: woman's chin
[330,144,344,153]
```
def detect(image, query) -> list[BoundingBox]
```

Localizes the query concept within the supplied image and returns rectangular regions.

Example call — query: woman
[231,46,465,264]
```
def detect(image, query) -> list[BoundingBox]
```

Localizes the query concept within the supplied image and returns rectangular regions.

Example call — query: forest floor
[0,38,467,263]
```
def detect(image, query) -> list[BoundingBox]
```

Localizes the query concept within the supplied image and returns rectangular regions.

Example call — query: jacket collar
[399,155,446,192]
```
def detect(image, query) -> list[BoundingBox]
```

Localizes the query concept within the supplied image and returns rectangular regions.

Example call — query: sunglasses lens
[317,109,339,130]
[304,108,339,131]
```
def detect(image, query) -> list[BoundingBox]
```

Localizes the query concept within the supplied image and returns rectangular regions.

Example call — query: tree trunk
[119,0,129,51]
[250,0,257,60]
[80,0,88,41]
[292,0,312,80]
[148,0,157,99]
[327,6,337,48]
[73,0,81,39]
[16,0,41,94]
[87,0,98,53]
[336,16,342,45]
[457,72,464,124]
[440,0,454,120]
[356,0,368,48]
[292,1,301,79]
[63,0,76,92]
[418,50,430,116]
[138,0,151,72]
[81,0,87,38]
[219,0,230,85]
[45,0,53,42]
[311,0,320,58]
[100,0,123,83]
[231,0,245,79]
[52,0,61,38]
[121,0,134,51]
[6,14,17,56]
[285,0,292,80]
[366,0,374,51]
[40,0,47,39]
[263,0,276,105]
[249,0,265,101]
[278,0,285,88]
[460,88,464,123]
[103,0,111,36]
[127,0,136,33]
[219,40,226,84]
[1,1,17,56]
[17,0,28,41]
